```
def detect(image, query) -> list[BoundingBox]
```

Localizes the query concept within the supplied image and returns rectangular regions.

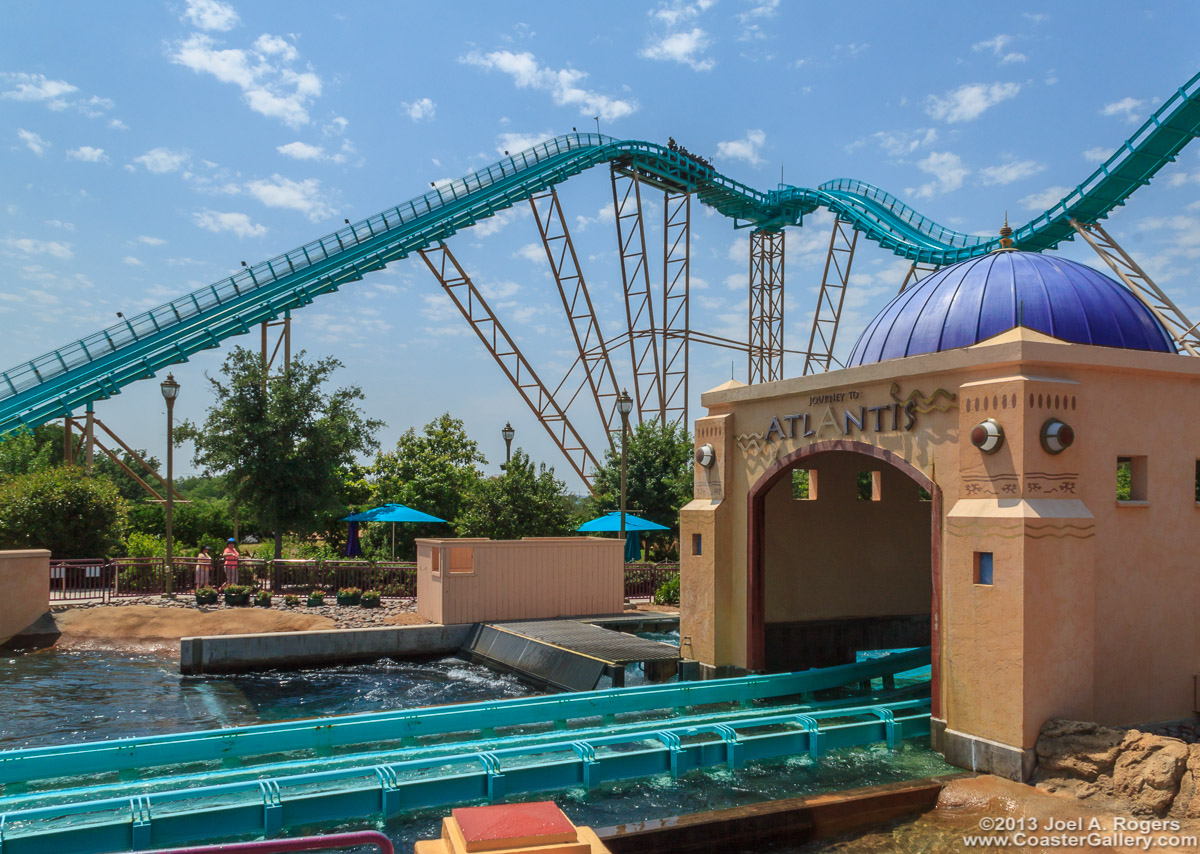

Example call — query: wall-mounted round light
[969,419,1004,454]
[695,443,715,468]
[1041,419,1074,454]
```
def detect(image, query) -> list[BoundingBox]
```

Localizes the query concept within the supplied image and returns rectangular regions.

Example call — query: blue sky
[2,1,1199,489]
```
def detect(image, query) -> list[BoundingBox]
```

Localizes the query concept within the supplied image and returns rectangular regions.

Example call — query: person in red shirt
[222,538,240,586]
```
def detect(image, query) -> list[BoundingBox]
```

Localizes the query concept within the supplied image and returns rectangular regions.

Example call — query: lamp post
[160,374,180,597]
[617,389,633,553]
[502,421,514,469]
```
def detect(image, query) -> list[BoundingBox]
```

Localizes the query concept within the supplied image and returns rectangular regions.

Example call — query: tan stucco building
[680,249,1200,779]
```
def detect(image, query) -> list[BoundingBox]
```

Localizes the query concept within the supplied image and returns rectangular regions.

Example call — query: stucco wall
[0,549,50,645]
[762,453,931,623]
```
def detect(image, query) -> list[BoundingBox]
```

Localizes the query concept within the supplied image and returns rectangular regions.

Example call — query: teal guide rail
[0,71,1196,436]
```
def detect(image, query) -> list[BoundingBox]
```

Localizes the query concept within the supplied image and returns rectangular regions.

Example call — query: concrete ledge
[181,623,474,674]
[940,726,1035,782]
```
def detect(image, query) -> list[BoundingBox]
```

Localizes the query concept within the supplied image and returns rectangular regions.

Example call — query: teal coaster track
[0,71,1197,437]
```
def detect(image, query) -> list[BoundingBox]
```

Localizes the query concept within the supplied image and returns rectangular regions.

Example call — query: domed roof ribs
[1070,219,1200,356]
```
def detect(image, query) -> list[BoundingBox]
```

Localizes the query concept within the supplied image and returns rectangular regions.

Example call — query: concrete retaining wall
[0,549,50,646]
[180,623,474,674]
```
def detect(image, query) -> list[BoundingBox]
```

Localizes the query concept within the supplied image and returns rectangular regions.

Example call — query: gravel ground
[51,595,421,629]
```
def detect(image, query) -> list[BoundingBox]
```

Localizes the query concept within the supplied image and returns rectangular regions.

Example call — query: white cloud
[1020,185,1071,212]
[971,34,1027,63]
[136,235,166,246]
[182,0,240,31]
[0,72,77,104]
[277,141,324,160]
[133,147,189,173]
[2,237,73,259]
[109,118,129,130]
[1102,97,1148,123]
[978,159,1044,185]
[863,128,937,158]
[516,243,545,264]
[1083,146,1110,163]
[736,0,779,41]
[925,82,1020,123]
[471,208,518,238]
[641,28,714,71]
[122,256,144,267]
[403,97,436,121]
[16,128,48,156]
[1167,170,1200,189]
[480,280,521,300]
[193,209,267,238]
[652,0,716,27]
[244,174,335,221]
[67,145,108,163]
[461,49,637,122]
[169,32,322,128]
[495,130,555,155]
[717,129,766,166]
[44,220,75,231]
[910,151,970,199]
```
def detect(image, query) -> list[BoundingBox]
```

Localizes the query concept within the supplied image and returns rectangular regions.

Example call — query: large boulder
[1035,718,1125,781]
[1113,731,1189,816]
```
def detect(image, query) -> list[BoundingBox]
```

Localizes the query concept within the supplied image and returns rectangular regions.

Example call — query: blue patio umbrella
[576,511,670,562]
[342,503,447,560]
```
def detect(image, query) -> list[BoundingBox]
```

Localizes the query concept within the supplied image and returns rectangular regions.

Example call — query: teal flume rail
[0,651,930,853]
[1,71,1196,435]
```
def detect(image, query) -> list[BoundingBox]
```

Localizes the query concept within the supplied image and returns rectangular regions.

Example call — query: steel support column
[260,311,292,391]
[418,242,599,491]
[661,190,690,429]
[1070,219,1200,356]
[803,217,858,375]
[899,261,939,293]
[611,166,662,424]
[748,229,785,384]
[529,187,621,448]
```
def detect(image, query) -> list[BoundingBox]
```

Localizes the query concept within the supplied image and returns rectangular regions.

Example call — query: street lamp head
[160,373,180,401]
[617,389,633,416]
[501,421,515,442]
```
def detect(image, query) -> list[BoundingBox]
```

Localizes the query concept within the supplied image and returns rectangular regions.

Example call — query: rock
[1035,718,1125,781]
[1174,744,1200,818]
[1112,730,1188,815]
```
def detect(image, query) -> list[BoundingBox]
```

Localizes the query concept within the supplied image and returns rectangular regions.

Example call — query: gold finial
[996,213,1015,251]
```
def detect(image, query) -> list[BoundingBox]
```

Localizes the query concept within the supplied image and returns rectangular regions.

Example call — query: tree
[0,466,127,558]
[365,413,484,559]
[176,347,382,559]
[458,449,575,540]
[587,418,693,558]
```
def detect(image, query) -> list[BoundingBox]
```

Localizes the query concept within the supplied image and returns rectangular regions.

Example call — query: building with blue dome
[680,244,1200,783]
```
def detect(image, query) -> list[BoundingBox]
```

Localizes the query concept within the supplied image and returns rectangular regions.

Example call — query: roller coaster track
[1,71,1197,437]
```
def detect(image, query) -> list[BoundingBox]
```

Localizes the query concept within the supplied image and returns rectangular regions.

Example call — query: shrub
[360,590,381,608]
[306,589,326,606]
[254,590,273,607]
[0,466,127,558]
[195,587,218,605]
[284,594,300,608]
[653,573,680,606]
[336,587,362,606]
[223,584,251,606]
[124,531,166,558]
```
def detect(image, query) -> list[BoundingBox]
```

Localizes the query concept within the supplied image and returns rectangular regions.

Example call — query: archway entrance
[746,440,941,715]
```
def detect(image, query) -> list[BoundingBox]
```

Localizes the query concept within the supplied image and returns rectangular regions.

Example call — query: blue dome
[846,251,1176,367]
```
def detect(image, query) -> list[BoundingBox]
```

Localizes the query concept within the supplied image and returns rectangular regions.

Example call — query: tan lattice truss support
[661,190,690,429]
[63,414,184,502]
[260,310,291,391]
[899,261,940,293]
[529,187,621,450]
[748,229,786,384]
[1070,219,1200,357]
[417,242,600,491]
[611,166,662,425]
[803,217,859,375]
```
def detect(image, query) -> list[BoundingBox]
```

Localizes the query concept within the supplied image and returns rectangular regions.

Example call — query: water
[0,645,956,852]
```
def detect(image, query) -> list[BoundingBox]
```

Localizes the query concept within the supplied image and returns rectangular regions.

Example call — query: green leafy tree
[0,466,127,558]
[366,413,484,559]
[176,347,383,559]
[459,449,574,540]
[587,418,693,560]
[0,426,59,476]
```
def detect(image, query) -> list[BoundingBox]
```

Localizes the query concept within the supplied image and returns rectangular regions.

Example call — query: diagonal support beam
[529,187,621,449]
[899,261,939,293]
[611,166,662,425]
[1070,219,1200,357]
[417,242,600,491]
[748,229,785,384]
[803,217,858,375]
[661,190,690,429]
